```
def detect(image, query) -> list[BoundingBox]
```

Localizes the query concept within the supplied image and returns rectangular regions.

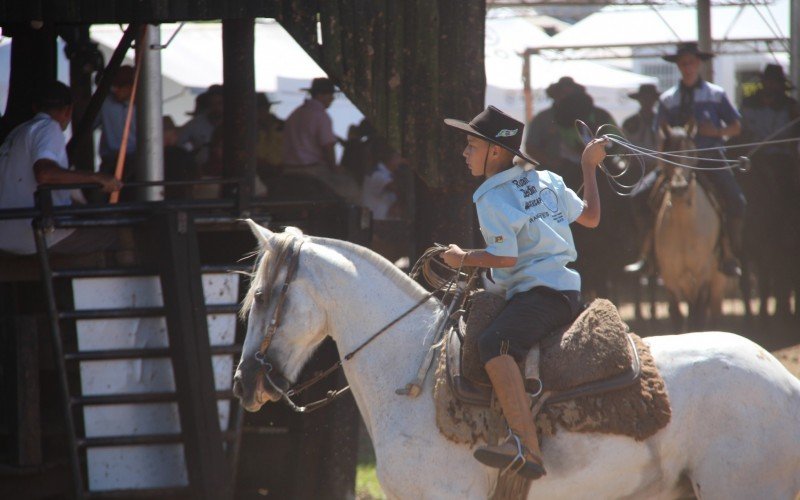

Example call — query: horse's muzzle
[233,368,282,412]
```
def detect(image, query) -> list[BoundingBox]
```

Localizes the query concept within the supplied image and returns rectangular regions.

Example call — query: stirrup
[500,431,527,475]
[499,429,546,480]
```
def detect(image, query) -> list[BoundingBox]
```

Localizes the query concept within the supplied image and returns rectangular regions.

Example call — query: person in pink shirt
[282,78,359,202]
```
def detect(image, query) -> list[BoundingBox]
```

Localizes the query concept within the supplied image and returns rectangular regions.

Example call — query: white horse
[233,222,800,500]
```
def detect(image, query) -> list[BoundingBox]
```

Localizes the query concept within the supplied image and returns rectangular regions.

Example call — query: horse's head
[659,124,698,198]
[233,221,329,412]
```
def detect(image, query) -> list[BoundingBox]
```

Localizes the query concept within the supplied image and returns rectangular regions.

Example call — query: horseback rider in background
[441,106,608,479]
[625,42,746,277]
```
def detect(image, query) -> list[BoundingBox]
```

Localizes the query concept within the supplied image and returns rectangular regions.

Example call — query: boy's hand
[581,137,609,169]
[442,244,467,268]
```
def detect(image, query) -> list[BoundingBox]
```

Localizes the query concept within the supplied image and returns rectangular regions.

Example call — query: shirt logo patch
[540,188,559,212]
[494,236,504,243]
[495,128,518,138]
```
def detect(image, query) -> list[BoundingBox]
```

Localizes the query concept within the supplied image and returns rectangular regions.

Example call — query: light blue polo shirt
[473,165,584,299]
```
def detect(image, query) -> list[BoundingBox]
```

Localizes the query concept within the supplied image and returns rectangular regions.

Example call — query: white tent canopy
[90,21,364,138]
[485,14,658,124]
[3,17,657,140]
[534,0,790,55]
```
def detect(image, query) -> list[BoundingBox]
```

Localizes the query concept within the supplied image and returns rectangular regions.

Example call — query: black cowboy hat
[662,42,714,63]
[444,105,539,166]
[301,77,339,95]
[628,83,660,100]
[545,76,586,100]
[761,64,795,89]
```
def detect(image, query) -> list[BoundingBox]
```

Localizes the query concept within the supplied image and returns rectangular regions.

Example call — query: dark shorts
[478,286,582,364]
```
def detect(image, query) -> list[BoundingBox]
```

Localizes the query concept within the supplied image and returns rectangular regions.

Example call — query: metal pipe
[136,24,164,201]
[792,0,800,98]
[522,52,533,122]
[697,0,714,82]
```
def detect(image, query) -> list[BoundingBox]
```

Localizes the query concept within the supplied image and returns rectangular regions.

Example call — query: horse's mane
[240,231,297,320]
[308,236,431,299]
[241,232,432,320]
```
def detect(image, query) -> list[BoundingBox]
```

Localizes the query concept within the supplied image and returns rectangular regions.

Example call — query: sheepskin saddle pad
[433,295,672,445]
[460,295,638,396]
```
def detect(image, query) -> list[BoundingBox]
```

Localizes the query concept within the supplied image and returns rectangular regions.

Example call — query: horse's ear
[283,226,304,238]
[244,219,274,248]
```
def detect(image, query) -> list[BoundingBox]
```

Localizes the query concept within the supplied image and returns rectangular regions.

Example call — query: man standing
[0,82,121,255]
[622,84,660,167]
[524,76,583,168]
[94,65,136,176]
[740,64,800,168]
[255,92,284,182]
[179,84,224,165]
[626,43,745,276]
[282,77,359,202]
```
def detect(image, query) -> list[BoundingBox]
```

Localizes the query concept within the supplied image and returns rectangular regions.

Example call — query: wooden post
[222,18,257,214]
[697,0,714,82]
[281,0,486,254]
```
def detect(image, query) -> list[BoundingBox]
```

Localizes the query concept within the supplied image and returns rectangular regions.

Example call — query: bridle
[252,237,438,413]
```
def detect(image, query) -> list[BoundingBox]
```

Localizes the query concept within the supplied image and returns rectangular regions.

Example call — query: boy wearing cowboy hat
[441,105,607,479]
[626,42,746,277]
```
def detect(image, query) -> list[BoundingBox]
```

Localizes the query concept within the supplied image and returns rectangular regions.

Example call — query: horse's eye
[254,288,264,299]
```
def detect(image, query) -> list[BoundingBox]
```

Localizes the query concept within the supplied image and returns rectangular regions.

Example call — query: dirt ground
[617,298,800,378]
[773,343,800,378]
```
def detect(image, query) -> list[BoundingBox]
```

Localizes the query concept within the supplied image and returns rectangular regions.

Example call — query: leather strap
[257,238,303,357]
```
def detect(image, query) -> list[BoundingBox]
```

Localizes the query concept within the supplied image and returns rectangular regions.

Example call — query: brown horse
[654,127,726,330]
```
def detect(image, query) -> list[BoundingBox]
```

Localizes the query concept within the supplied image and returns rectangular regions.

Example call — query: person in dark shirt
[163,116,198,200]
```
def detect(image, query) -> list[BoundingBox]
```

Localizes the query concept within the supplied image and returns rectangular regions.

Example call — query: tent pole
[523,50,533,122]
[136,24,165,201]
[791,0,800,98]
[697,0,714,82]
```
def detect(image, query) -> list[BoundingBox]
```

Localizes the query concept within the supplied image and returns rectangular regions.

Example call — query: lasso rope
[409,244,477,293]
[576,119,800,198]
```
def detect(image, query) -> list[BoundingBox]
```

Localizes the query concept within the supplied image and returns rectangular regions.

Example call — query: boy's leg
[473,287,577,479]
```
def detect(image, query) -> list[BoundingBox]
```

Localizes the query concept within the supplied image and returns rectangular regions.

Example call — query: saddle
[446,293,641,408]
[433,294,672,448]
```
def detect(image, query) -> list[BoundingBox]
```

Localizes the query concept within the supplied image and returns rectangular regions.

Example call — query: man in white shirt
[0,81,121,255]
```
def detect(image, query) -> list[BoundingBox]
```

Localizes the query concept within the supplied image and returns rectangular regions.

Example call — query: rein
[253,238,440,413]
